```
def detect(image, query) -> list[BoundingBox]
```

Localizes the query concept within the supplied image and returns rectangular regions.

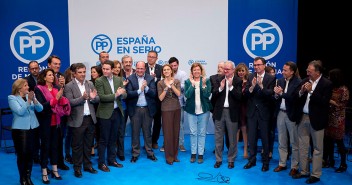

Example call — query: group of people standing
[8,51,350,185]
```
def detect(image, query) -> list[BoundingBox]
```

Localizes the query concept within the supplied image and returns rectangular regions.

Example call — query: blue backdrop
[0,0,297,107]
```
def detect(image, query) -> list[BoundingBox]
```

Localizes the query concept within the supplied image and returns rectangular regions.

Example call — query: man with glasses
[212,61,242,169]
[144,51,163,151]
[244,57,275,172]
[25,60,41,164]
[292,60,332,184]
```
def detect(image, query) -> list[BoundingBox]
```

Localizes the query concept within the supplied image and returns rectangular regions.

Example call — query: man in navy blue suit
[126,61,158,163]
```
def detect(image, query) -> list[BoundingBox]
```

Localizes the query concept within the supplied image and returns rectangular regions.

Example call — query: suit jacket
[245,72,276,120]
[24,74,37,91]
[126,73,157,117]
[64,79,100,127]
[296,76,333,130]
[8,95,43,130]
[145,63,162,83]
[275,76,302,122]
[209,74,223,113]
[212,75,242,122]
[184,77,212,115]
[95,75,127,119]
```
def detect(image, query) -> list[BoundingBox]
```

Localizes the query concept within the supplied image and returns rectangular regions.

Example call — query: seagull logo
[242,19,283,60]
[17,28,45,36]
[10,21,54,64]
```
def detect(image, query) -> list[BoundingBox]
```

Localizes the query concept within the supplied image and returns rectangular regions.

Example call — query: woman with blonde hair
[184,63,212,164]
[234,63,249,158]
[8,78,43,185]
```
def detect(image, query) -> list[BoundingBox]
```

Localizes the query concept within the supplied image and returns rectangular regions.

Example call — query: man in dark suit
[244,56,275,172]
[145,50,163,150]
[25,60,41,164]
[64,63,100,178]
[212,61,242,169]
[126,61,158,163]
[292,60,333,184]
[95,60,126,172]
[210,61,230,151]
[25,60,40,91]
[272,61,302,176]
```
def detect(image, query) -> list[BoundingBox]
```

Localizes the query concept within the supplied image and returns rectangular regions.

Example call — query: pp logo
[10,22,54,64]
[91,34,112,54]
[242,19,283,60]
[157,60,167,65]
[188,60,195,66]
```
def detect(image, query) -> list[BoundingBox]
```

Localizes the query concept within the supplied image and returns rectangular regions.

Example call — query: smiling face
[113,62,121,76]
[162,65,173,78]
[91,68,100,80]
[19,82,29,95]
[75,67,86,83]
[44,70,55,85]
[192,66,202,80]
[48,57,61,74]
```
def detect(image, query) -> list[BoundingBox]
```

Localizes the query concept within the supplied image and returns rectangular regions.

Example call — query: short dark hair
[73,63,86,72]
[28,60,39,67]
[168,57,179,64]
[309,60,324,74]
[47,55,60,64]
[103,60,114,69]
[148,50,158,57]
[254,56,266,64]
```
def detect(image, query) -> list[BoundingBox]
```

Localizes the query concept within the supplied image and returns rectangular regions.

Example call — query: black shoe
[65,155,73,164]
[26,177,34,185]
[98,164,110,172]
[244,161,256,169]
[131,156,138,163]
[108,161,123,168]
[58,163,69,170]
[84,167,98,174]
[261,164,269,172]
[190,154,196,163]
[292,173,310,179]
[147,155,158,162]
[118,155,125,161]
[228,162,234,169]
[214,161,222,168]
[305,176,320,184]
[335,164,347,173]
[51,170,62,180]
[74,170,82,178]
[42,174,50,184]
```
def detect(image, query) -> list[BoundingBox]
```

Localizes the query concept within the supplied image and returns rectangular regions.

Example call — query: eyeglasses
[148,56,157,59]
[253,64,264,67]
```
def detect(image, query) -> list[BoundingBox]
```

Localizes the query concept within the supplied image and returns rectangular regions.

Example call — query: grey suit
[64,79,100,171]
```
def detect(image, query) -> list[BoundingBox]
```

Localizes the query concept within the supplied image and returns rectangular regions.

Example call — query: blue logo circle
[242,19,283,60]
[10,22,54,64]
[91,34,112,54]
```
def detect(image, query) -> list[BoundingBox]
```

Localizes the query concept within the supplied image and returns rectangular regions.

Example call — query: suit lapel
[102,76,114,94]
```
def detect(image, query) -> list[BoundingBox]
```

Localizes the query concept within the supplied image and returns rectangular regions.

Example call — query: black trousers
[12,128,35,180]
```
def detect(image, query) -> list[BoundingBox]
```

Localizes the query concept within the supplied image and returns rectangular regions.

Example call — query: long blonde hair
[11,78,27,95]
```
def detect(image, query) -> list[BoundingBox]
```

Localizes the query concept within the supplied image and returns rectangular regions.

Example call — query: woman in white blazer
[8,78,43,185]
